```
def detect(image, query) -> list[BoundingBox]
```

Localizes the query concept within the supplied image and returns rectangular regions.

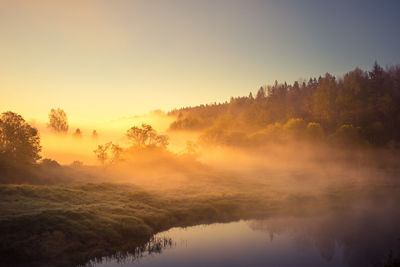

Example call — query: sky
[1,0,400,124]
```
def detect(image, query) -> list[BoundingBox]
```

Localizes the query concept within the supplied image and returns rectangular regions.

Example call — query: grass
[1,146,400,266]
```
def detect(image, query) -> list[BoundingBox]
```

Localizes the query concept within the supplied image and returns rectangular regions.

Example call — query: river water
[90,198,400,267]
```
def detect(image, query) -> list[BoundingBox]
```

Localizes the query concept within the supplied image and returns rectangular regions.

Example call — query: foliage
[93,142,124,167]
[306,122,324,140]
[40,158,61,169]
[126,124,169,148]
[284,118,307,138]
[169,115,209,131]
[328,124,362,145]
[0,111,41,165]
[70,160,84,168]
[168,63,400,147]
[93,142,111,167]
[250,122,284,144]
[110,143,123,164]
[92,130,98,139]
[73,128,82,138]
[48,108,68,134]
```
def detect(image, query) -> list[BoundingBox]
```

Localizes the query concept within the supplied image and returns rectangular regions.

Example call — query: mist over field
[2,65,400,266]
[1,66,400,266]
[2,1,400,266]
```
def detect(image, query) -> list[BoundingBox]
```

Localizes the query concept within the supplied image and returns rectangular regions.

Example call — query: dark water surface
[89,199,400,267]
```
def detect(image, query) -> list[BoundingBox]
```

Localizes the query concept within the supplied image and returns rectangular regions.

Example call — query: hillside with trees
[169,63,400,147]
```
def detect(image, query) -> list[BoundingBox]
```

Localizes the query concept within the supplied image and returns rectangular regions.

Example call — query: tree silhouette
[0,111,41,165]
[126,124,169,148]
[48,108,68,134]
[73,128,82,138]
[110,144,123,164]
[93,142,111,167]
[92,130,98,139]
[93,142,123,166]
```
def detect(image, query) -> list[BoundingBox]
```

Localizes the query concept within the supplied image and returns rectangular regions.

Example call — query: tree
[126,124,152,147]
[93,142,123,167]
[73,128,82,138]
[328,124,361,145]
[153,135,169,148]
[312,73,338,129]
[284,118,307,138]
[92,130,98,139]
[93,142,111,167]
[0,111,41,165]
[256,86,266,100]
[71,160,83,168]
[126,124,169,148]
[110,144,123,164]
[48,108,68,134]
[336,68,370,127]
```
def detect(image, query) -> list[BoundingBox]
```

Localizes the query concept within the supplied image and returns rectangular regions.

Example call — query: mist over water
[91,194,400,267]
[1,1,400,266]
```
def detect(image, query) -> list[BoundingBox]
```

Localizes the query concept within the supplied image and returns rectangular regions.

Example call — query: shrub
[284,118,307,138]
[306,122,324,140]
[328,124,362,145]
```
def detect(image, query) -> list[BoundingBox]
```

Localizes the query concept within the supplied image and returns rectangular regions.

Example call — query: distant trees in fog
[169,62,400,147]
[93,142,123,167]
[48,108,69,134]
[73,128,82,138]
[93,143,110,167]
[92,130,98,139]
[127,124,169,148]
[93,124,169,166]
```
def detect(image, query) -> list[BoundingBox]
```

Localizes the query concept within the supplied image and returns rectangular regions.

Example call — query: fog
[37,111,178,165]
[34,110,398,204]
[2,109,399,266]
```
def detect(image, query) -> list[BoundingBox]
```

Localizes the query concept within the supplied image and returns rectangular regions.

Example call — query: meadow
[1,143,399,266]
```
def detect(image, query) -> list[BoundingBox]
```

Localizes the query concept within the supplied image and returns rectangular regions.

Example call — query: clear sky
[1,0,400,124]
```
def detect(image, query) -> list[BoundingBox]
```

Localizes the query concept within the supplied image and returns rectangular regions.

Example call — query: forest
[169,63,400,148]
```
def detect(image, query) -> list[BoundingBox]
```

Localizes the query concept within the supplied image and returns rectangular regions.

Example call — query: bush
[284,118,307,138]
[40,159,61,169]
[328,124,362,145]
[253,122,284,144]
[306,122,324,140]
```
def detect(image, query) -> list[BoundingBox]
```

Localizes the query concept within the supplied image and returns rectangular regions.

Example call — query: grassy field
[1,146,400,266]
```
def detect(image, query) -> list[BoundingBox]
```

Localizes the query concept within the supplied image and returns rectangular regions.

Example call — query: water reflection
[85,237,174,266]
[249,200,400,266]
[91,198,400,267]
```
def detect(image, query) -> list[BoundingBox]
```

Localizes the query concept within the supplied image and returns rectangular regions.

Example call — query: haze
[1,1,400,266]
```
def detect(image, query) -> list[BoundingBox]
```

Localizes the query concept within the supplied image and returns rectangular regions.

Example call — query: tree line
[169,63,400,147]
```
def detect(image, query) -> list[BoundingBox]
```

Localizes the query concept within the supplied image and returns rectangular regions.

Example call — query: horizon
[2,62,394,127]
[2,0,400,124]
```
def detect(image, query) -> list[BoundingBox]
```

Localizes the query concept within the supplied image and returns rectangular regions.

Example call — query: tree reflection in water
[249,198,400,267]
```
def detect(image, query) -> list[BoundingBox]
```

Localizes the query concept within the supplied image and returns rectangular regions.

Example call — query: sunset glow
[1,1,400,266]
[2,0,400,125]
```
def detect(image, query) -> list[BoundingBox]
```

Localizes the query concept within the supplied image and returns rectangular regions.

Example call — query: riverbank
[0,178,397,266]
